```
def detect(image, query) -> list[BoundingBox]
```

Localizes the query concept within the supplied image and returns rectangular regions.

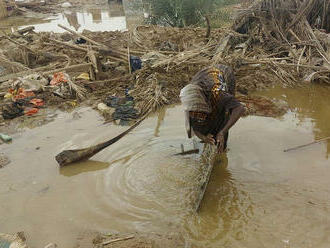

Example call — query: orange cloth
[24,108,39,116]
[50,72,69,86]
[30,98,44,107]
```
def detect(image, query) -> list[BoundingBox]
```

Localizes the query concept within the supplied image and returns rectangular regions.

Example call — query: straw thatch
[225,0,330,87]
[0,1,8,19]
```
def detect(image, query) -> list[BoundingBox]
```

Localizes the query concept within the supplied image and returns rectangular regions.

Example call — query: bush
[145,0,218,27]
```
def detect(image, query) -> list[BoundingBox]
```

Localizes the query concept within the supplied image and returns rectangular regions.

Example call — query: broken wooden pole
[47,38,88,52]
[58,24,106,48]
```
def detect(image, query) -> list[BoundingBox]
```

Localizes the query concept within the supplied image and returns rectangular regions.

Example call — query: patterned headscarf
[179,84,211,114]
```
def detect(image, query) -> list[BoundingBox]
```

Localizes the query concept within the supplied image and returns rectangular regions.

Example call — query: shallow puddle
[0,3,127,33]
[1,85,330,247]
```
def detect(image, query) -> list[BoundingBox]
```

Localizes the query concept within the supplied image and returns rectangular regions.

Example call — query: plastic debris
[50,72,69,86]
[130,55,142,72]
[0,232,27,248]
[0,133,12,142]
[4,93,12,99]
[30,98,44,107]
[16,74,48,92]
[24,108,39,116]
[75,38,86,44]
[8,88,35,101]
[76,73,90,81]
[105,93,139,123]
[1,102,24,119]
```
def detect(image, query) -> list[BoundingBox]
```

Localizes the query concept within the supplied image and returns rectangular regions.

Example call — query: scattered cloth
[30,98,44,107]
[50,72,69,86]
[130,55,142,72]
[24,108,39,116]
[104,92,139,123]
[1,102,24,119]
[8,88,35,101]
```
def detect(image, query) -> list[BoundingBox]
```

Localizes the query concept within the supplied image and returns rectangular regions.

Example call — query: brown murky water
[0,2,127,33]
[1,85,330,247]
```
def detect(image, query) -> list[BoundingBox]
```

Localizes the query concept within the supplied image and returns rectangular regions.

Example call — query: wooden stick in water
[55,114,149,167]
[102,235,135,246]
[284,136,330,152]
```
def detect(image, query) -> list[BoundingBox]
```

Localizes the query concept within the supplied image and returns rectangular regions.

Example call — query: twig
[297,46,306,74]
[102,235,135,246]
[284,137,330,152]
[128,45,131,74]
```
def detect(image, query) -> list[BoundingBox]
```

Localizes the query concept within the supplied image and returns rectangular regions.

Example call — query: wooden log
[47,38,87,52]
[58,24,106,48]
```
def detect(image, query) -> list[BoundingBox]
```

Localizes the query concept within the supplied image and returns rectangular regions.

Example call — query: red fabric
[24,108,39,116]
[30,98,44,107]
[50,72,69,86]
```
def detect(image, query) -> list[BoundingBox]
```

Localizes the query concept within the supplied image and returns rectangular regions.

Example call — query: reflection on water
[20,10,127,33]
[0,2,127,33]
[60,160,110,177]
[184,154,254,247]
[255,85,330,158]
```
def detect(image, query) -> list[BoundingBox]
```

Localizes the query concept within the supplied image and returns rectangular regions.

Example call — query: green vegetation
[144,0,241,27]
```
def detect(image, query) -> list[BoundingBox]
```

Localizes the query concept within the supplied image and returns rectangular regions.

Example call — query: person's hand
[216,131,225,153]
[202,134,216,145]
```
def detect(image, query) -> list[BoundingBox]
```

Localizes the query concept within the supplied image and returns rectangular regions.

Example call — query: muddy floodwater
[1,85,330,247]
[0,2,129,33]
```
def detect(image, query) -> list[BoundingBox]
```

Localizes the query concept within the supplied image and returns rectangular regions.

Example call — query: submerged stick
[174,149,199,156]
[284,136,330,152]
[55,114,149,167]
[102,235,135,246]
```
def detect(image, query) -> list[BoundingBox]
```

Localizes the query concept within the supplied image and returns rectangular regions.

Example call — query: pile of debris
[229,0,330,88]
[1,0,329,124]
[0,0,18,19]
